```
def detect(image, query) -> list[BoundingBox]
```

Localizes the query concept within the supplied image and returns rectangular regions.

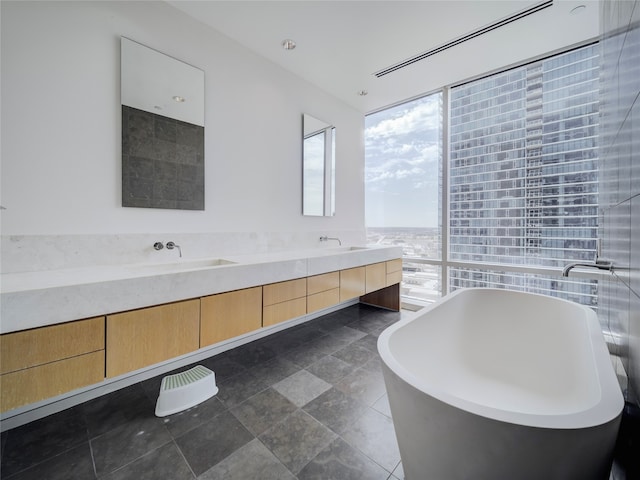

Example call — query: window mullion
[442,86,451,295]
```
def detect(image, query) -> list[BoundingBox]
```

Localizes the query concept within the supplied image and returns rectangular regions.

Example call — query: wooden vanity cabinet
[307,271,340,313]
[0,317,105,412]
[1,256,403,412]
[201,287,262,346]
[263,279,306,327]
[106,299,200,378]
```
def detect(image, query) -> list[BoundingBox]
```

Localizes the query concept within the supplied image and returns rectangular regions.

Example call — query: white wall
[0,1,364,268]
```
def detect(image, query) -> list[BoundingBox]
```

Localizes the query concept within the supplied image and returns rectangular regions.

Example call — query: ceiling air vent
[373,0,553,78]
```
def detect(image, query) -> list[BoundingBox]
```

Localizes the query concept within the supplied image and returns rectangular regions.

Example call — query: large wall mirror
[303,114,335,216]
[121,37,205,210]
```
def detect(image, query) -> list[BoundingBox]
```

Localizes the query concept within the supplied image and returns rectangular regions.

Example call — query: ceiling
[168,0,599,113]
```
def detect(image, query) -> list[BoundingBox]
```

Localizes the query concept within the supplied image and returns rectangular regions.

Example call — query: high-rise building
[448,44,600,306]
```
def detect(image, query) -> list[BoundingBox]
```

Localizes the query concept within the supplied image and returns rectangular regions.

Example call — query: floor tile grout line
[335,427,396,477]
[217,378,273,411]
[225,385,289,437]
[89,403,171,444]
[88,435,99,479]
[2,439,93,480]
[94,439,175,479]
[282,409,338,476]
[171,438,198,480]
[255,436,298,479]
[164,400,229,442]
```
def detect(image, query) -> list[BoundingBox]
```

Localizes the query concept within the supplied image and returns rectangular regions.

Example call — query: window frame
[366,41,601,306]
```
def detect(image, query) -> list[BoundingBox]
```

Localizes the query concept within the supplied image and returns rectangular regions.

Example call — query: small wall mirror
[303,114,335,216]
[121,37,205,210]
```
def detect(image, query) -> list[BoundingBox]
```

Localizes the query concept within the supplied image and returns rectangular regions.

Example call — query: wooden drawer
[106,299,200,378]
[201,287,262,347]
[307,271,340,296]
[263,297,307,327]
[386,258,403,286]
[0,317,105,375]
[386,259,402,274]
[365,262,387,293]
[386,269,403,286]
[307,288,340,313]
[263,278,306,306]
[340,267,365,301]
[1,351,104,412]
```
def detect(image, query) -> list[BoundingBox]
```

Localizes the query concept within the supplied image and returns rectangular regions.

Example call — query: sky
[365,93,442,228]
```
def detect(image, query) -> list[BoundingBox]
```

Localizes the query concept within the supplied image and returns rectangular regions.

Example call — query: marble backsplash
[0,230,366,274]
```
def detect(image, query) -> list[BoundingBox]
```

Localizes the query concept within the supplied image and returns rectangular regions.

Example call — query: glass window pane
[401,262,441,304]
[449,45,600,270]
[365,92,443,304]
[448,44,600,306]
[365,92,443,260]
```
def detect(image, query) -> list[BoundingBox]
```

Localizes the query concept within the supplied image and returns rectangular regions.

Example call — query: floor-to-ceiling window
[366,43,600,307]
[365,93,443,303]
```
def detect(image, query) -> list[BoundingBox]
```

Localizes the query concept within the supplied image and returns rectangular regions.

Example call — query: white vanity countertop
[0,245,402,334]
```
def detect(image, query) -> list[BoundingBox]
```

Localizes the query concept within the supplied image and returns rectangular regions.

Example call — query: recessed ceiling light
[570,5,586,15]
[357,90,368,96]
[281,39,296,50]
[173,95,186,103]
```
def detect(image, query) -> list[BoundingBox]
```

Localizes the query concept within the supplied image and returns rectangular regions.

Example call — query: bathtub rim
[377,287,624,429]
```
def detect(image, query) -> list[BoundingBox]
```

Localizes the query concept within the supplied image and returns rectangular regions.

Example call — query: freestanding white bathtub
[378,288,623,480]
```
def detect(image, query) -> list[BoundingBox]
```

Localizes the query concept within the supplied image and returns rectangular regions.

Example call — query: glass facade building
[448,44,600,306]
[366,43,600,307]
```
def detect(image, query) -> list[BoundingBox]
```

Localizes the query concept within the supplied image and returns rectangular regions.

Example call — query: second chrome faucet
[166,241,182,258]
[319,236,342,246]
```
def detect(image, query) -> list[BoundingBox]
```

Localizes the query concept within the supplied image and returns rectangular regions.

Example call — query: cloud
[365,140,440,187]
[364,94,442,218]
[365,96,441,181]
[365,97,441,139]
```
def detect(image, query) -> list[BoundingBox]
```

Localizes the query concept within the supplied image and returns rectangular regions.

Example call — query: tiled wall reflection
[599,0,640,405]
[122,105,204,210]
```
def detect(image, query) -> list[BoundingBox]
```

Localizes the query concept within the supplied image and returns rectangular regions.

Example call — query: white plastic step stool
[155,365,218,417]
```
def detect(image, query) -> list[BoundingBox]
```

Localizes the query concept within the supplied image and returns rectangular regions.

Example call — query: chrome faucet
[166,241,182,258]
[319,236,342,246]
[562,259,613,277]
[153,242,164,250]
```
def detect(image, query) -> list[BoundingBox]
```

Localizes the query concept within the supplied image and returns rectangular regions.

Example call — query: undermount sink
[305,246,371,257]
[125,258,236,275]
[322,246,370,253]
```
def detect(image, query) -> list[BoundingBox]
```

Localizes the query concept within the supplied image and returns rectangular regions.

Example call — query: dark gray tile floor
[0,304,407,479]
